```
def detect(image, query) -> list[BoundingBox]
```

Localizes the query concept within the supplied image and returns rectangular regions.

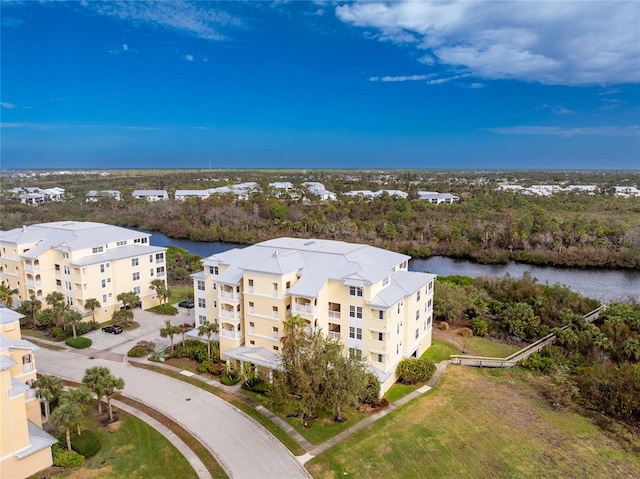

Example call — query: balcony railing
[23,362,34,373]
[328,331,340,341]
[220,291,239,300]
[272,290,278,297]
[221,329,241,339]
[328,311,341,320]
[26,388,36,400]
[220,310,240,320]
[294,304,317,315]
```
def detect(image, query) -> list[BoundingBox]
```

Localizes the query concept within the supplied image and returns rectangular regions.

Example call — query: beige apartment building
[192,237,436,394]
[1,308,56,479]
[0,222,167,324]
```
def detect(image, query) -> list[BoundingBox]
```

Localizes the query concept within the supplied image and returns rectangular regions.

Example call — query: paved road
[37,348,311,479]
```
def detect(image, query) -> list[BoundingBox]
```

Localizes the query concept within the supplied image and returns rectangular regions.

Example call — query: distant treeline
[2,170,639,269]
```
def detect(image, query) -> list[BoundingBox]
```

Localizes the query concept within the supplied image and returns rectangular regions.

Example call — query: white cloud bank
[489,125,640,137]
[336,1,640,85]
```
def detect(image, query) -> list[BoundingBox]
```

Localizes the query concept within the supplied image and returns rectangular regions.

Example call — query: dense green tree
[35,374,64,423]
[46,291,68,327]
[150,279,169,305]
[0,283,19,308]
[82,366,111,415]
[160,319,181,352]
[84,298,101,322]
[18,294,42,329]
[198,321,219,362]
[51,399,84,451]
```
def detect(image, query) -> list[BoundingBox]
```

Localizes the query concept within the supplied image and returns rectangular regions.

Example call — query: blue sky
[1,0,639,170]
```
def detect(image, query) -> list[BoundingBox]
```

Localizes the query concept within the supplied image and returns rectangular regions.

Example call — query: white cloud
[537,104,575,115]
[1,102,16,109]
[185,54,194,61]
[489,125,640,137]
[369,74,432,82]
[88,1,241,41]
[335,1,640,85]
[468,82,484,89]
[122,43,128,51]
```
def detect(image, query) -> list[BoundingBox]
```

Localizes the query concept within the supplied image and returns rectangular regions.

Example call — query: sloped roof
[15,421,57,459]
[0,307,24,326]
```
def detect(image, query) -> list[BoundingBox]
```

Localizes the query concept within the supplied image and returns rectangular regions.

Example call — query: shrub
[66,321,99,336]
[458,327,473,338]
[71,430,101,458]
[470,318,489,337]
[52,443,85,468]
[65,337,92,349]
[371,398,390,410]
[221,371,241,386]
[396,358,437,385]
[51,326,67,340]
[360,372,381,405]
[174,339,208,363]
[241,378,269,394]
[520,352,556,373]
[128,341,156,358]
[149,304,178,315]
[440,321,449,331]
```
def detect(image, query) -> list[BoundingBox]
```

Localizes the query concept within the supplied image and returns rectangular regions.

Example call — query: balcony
[293,304,317,315]
[220,310,241,320]
[220,290,240,300]
[25,388,36,400]
[23,362,34,373]
[271,290,278,297]
[328,331,340,341]
[328,310,341,320]
[24,264,40,272]
[221,329,242,339]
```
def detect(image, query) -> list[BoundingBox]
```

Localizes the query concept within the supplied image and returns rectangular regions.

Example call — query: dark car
[102,325,123,334]
[178,300,195,309]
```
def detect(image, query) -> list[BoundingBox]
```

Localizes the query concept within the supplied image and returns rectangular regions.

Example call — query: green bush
[470,318,489,337]
[149,304,178,315]
[66,321,99,336]
[65,337,92,349]
[71,430,101,458]
[174,339,208,363]
[241,378,269,394]
[51,326,67,340]
[360,372,381,405]
[52,443,85,468]
[128,341,156,358]
[221,371,241,386]
[396,358,436,385]
[520,352,556,373]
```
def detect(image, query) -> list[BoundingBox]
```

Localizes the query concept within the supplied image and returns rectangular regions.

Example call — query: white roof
[0,307,24,326]
[133,190,168,196]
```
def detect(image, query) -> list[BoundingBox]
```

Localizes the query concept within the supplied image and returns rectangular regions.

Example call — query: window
[64,266,70,274]
[92,246,104,254]
[55,264,60,272]
[273,345,279,351]
[250,340,255,345]
[212,282,217,290]
[273,326,279,339]
[272,283,278,296]
[377,310,384,320]
[397,302,401,314]
[249,322,255,333]
[133,286,141,294]
[428,281,433,291]
[56,279,62,287]
[67,297,73,306]
[197,280,205,291]
[209,266,215,274]
[213,301,217,308]
[272,306,278,319]
[428,299,432,308]
[424,320,427,331]
[131,258,139,267]
[100,264,105,273]
[349,327,362,340]
[199,315,207,325]
[133,272,140,281]
[248,279,254,293]
[102,294,107,303]
[198,298,206,308]
[415,328,419,339]
[156,266,165,277]
[397,323,400,335]
[349,348,362,360]
[417,290,421,301]
[427,315,432,328]
[101,279,106,288]
[349,286,363,297]
[150,269,154,277]
[249,302,254,314]
[65,281,71,291]
[286,281,291,290]
[117,240,127,246]
[349,305,363,319]
[155,252,163,261]
[374,353,383,363]
[416,310,420,321]
[214,266,219,275]
[108,293,113,298]
[63,251,70,259]
[376,332,383,341]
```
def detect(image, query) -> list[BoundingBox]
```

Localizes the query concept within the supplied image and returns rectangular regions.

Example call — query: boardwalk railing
[450,305,606,368]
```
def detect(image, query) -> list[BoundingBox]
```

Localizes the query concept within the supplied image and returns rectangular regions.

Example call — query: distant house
[302,182,337,201]
[11,186,65,205]
[19,193,45,205]
[344,189,408,199]
[418,192,459,204]
[132,190,169,201]
[41,187,65,201]
[614,186,640,197]
[174,190,211,201]
[562,185,598,194]
[496,185,525,192]
[86,190,122,202]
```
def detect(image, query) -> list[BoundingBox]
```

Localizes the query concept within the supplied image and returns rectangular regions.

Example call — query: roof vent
[273,250,279,257]
[304,241,315,246]
[22,225,27,232]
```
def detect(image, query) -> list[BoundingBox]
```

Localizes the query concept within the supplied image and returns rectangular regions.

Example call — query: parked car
[178,299,195,309]
[102,325,123,334]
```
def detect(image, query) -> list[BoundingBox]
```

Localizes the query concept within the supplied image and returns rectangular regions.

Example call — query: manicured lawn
[29,339,67,351]
[383,383,416,402]
[463,336,520,358]
[306,367,640,479]
[169,286,193,304]
[421,338,460,362]
[33,408,199,479]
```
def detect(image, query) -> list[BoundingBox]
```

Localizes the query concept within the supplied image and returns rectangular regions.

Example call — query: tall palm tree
[22,294,42,329]
[34,375,64,422]
[160,319,181,352]
[117,291,140,325]
[63,386,92,434]
[82,366,110,415]
[198,321,219,362]
[64,309,83,338]
[99,374,125,421]
[84,298,101,322]
[0,283,19,308]
[149,279,169,305]
[51,399,84,451]
[46,291,68,327]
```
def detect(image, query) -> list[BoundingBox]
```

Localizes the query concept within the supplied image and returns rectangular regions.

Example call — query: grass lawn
[169,286,193,304]
[33,408,199,479]
[306,366,640,479]
[29,339,67,351]
[421,338,461,362]
[383,383,417,402]
[463,336,520,357]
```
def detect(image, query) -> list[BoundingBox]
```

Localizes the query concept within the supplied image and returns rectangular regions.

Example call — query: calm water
[143,230,640,302]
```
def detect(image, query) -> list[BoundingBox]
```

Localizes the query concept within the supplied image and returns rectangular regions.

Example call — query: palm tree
[117,291,140,324]
[149,279,169,305]
[46,291,68,327]
[198,321,219,362]
[82,366,110,415]
[84,298,101,322]
[34,375,64,422]
[0,283,19,308]
[64,309,83,338]
[99,374,125,421]
[622,338,640,362]
[21,294,42,329]
[51,399,84,451]
[63,386,92,434]
[160,319,181,352]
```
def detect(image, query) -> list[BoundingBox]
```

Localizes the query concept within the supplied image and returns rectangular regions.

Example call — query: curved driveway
[37,348,310,479]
